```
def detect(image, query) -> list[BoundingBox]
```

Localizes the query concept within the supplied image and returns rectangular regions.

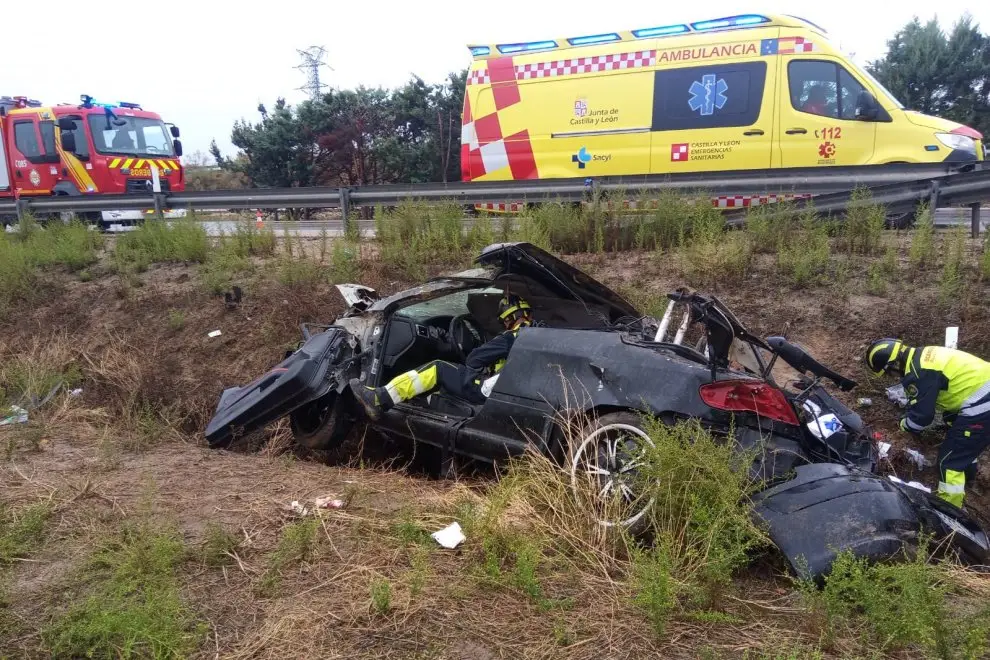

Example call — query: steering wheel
[447,314,483,361]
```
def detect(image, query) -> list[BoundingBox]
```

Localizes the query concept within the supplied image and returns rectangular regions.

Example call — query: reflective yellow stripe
[938,470,966,507]
[168,160,179,169]
[134,159,145,169]
[386,365,438,402]
[123,158,134,169]
[109,158,121,168]
[157,160,169,170]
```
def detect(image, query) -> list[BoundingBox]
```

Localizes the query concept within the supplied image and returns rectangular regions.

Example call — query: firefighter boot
[349,378,392,421]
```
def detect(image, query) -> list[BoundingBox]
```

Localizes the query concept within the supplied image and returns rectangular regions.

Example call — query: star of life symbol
[689,74,728,116]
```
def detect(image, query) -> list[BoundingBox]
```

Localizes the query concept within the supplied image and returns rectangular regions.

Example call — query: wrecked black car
[205,242,989,579]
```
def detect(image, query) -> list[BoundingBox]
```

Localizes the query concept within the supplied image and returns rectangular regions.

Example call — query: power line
[295,46,333,100]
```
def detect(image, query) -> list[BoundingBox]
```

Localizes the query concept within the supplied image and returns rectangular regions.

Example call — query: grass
[200,522,242,566]
[0,502,52,565]
[256,518,320,597]
[167,309,185,331]
[800,546,990,658]
[909,202,936,270]
[939,225,968,305]
[114,219,209,272]
[329,239,360,283]
[370,577,392,614]
[777,213,831,287]
[0,217,102,315]
[42,520,205,659]
[866,245,899,296]
[841,186,886,255]
[0,337,82,410]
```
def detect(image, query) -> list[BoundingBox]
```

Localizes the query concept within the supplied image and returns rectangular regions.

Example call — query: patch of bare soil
[3,240,990,658]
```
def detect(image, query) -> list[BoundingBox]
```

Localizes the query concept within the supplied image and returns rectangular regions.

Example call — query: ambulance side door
[776,58,877,167]
[650,60,775,173]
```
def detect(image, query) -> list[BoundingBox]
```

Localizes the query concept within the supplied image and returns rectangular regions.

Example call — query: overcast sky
[7,1,988,160]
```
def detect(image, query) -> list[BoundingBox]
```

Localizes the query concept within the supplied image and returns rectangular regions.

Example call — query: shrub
[866,246,898,297]
[199,242,253,295]
[114,219,209,271]
[841,186,886,255]
[744,200,798,254]
[938,226,967,305]
[329,240,360,283]
[777,213,830,287]
[801,547,990,657]
[909,203,935,270]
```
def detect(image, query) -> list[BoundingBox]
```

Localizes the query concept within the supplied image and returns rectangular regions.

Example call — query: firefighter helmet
[866,338,910,376]
[498,294,532,327]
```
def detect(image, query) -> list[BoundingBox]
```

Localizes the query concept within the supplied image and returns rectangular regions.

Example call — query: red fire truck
[0,94,185,226]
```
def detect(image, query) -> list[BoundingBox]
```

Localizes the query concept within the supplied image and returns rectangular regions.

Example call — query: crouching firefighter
[349,295,533,420]
[866,338,990,508]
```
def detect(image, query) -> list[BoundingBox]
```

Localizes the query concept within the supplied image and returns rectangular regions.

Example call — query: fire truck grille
[125,179,172,194]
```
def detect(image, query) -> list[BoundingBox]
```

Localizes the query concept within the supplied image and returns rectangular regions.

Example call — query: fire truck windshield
[86,115,175,157]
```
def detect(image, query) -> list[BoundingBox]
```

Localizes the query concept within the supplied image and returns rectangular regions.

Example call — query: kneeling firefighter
[866,338,990,507]
[350,294,533,420]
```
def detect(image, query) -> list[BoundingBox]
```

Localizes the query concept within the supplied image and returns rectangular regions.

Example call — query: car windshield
[398,288,503,322]
[87,114,175,157]
[849,61,905,110]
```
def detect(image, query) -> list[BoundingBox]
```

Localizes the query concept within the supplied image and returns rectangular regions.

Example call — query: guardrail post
[339,187,351,235]
[15,199,28,222]
[972,202,983,239]
[929,181,941,213]
[153,193,164,221]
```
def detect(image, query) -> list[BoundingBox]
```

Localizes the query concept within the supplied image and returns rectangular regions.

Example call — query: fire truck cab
[1,94,185,226]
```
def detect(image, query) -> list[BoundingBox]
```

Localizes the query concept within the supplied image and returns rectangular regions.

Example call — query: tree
[868,15,990,137]
[211,69,468,190]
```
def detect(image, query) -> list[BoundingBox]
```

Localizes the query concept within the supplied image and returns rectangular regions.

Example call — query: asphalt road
[181,208,989,237]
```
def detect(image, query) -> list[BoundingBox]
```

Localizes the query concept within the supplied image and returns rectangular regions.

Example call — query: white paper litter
[877,442,892,460]
[69,388,83,397]
[904,449,929,469]
[314,495,345,509]
[289,500,309,516]
[431,522,465,549]
[208,330,222,338]
[0,405,28,426]
[888,475,932,493]
[886,384,908,408]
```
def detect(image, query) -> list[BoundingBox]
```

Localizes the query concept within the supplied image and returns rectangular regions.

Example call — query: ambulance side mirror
[855,91,880,121]
[173,139,183,157]
[169,125,180,138]
[57,117,77,131]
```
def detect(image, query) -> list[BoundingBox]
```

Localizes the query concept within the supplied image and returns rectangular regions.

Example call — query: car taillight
[699,380,800,426]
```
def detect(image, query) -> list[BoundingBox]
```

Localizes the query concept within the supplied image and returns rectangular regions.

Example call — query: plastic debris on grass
[432,522,465,549]
[0,405,29,426]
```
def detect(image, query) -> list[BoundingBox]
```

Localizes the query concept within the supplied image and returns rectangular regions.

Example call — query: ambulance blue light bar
[470,46,491,57]
[497,40,558,55]
[691,14,770,31]
[567,32,621,46]
[631,24,689,39]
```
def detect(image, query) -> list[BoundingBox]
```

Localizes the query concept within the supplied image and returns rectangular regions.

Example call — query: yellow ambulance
[460,14,984,184]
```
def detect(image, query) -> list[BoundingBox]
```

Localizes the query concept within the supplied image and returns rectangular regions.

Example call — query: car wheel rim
[294,396,333,435]
[570,422,655,528]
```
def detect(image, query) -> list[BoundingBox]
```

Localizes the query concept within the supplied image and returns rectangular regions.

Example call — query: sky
[6,1,989,160]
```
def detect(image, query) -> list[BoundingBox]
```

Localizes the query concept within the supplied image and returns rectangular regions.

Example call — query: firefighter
[349,294,533,420]
[866,338,990,508]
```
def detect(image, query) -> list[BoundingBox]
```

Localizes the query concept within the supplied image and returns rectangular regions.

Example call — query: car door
[650,59,775,173]
[0,125,10,192]
[777,58,877,167]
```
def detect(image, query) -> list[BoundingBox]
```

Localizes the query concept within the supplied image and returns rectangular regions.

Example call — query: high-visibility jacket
[899,346,990,433]
[464,323,527,381]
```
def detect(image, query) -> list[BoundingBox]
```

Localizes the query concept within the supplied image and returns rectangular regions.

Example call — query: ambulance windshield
[849,61,905,110]
[87,115,175,157]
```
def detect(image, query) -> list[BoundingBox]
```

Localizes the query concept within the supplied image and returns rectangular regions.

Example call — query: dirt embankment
[3,235,990,658]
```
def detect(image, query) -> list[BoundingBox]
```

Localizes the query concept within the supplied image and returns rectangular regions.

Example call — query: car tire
[289,391,352,450]
[568,411,656,530]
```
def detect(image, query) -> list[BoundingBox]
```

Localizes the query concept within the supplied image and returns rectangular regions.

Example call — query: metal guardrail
[1,161,987,234]
[0,162,977,215]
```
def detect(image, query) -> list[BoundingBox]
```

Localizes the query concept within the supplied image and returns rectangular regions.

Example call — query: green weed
[227,219,276,257]
[407,545,430,597]
[801,547,990,658]
[982,231,990,281]
[632,417,768,608]
[866,246,898,296]
[938,226,967,305]
[0,354,81,410]
[777,214,830,287]
[391,514,432,547]
[909,203,936,270]
[841,186,886,255]
[629,545,677,637]
[275,256,324,287]
[370,577,392,614]
[43,521,205,659]
[329,240,359,283]
[199,242,253,295]
[167,309,185,331]
[0,502,52,565]
[745,200,798,254]
[114,219,209,271]
[201,522,241,567]
[256,518,320,597]
[681,228,752,288]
